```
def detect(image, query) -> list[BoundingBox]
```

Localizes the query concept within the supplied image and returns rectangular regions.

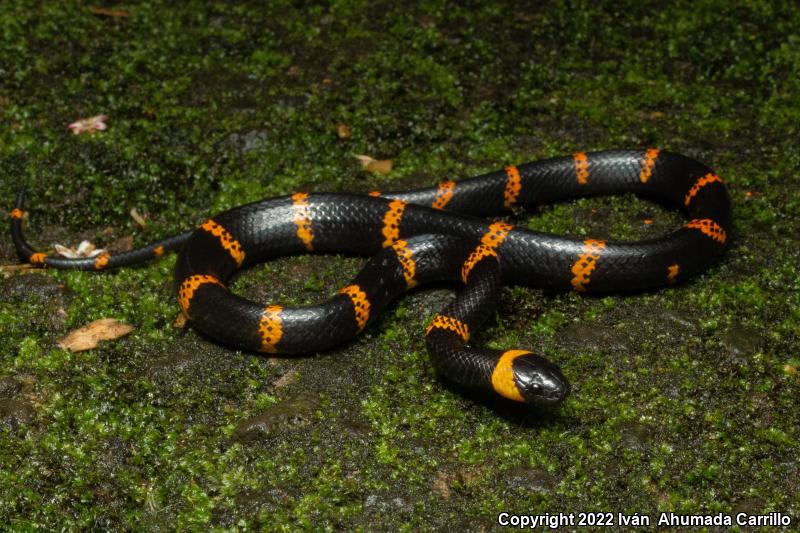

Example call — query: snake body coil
[10,149,732,406]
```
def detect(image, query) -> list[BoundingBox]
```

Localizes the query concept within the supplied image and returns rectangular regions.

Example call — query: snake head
[512,353,570,405]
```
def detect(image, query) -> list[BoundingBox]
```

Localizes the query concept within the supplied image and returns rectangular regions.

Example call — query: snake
[9,149,731,406]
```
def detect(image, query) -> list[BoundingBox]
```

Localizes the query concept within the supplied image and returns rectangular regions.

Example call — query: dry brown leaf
[68,114,108,134]
[110,235,134,252]
[355,154,393,175]
[336,123,351,139]
[88,6,129,17]
[130,208,147,228]
[0,264,36,277]
[58,318,134,352]
[173,313,188,329]
[54,240,106,258]
[432,471,451,500]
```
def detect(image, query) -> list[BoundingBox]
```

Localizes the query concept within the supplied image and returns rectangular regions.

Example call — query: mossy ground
[1,1,798,530]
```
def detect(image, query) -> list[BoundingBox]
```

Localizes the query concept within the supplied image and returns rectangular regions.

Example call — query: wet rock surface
[0,274,69,305]
[617,420,653,451]
[0,377,22,398]
[503,466,557,494]
[721,324,762,359]
[557,320,630,352]
[0,398,35,429]
[233,392,321,443]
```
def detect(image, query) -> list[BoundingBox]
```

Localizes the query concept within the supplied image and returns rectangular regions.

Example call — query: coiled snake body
[10,149,731,406]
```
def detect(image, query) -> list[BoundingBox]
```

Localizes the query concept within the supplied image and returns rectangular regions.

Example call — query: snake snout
[513,354,570,405]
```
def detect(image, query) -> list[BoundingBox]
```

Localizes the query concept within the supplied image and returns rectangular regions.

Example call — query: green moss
[1,0,799,529]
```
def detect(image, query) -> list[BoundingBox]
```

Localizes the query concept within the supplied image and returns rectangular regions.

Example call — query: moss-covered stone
[1,0,798,529]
